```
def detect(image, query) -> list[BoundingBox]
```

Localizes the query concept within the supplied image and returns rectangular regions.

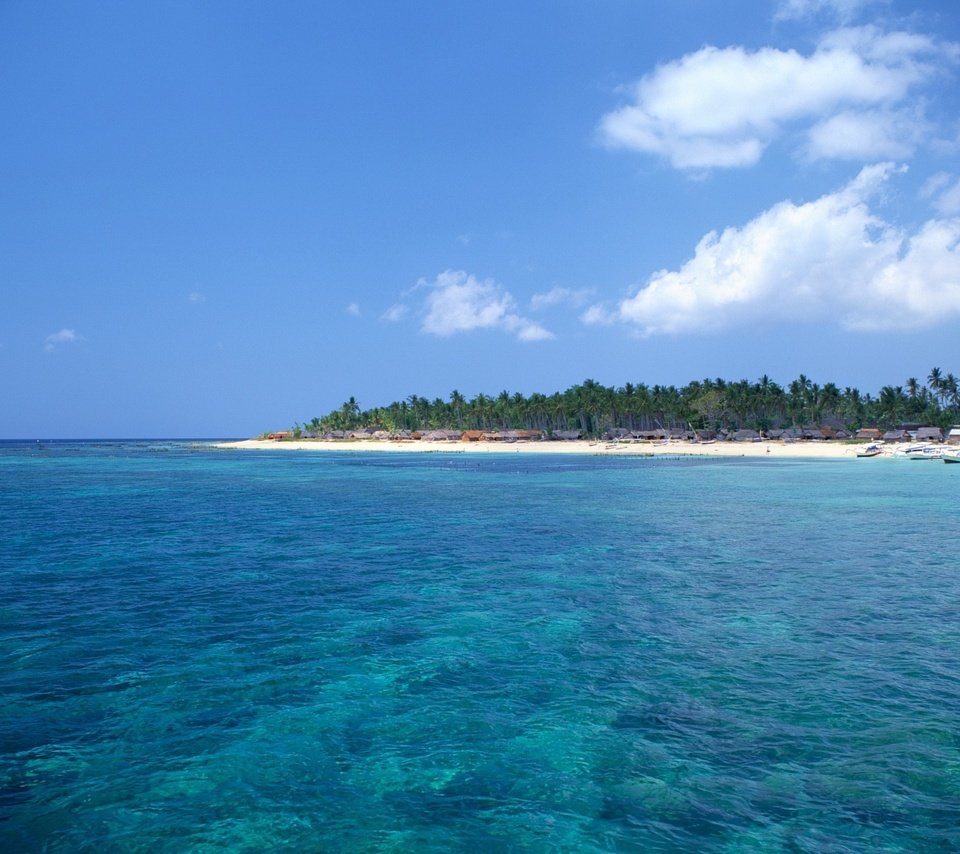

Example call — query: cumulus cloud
[598,26,954,169]
[530,286,594,311]
[44,328,82,351]
[420,270,554,342]
[806,107,926,159]
[590,163,960,335]
[188,291,206,303]
[345,302,361,317]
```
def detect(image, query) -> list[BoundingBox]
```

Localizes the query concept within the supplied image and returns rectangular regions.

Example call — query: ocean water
[1,441,958,852]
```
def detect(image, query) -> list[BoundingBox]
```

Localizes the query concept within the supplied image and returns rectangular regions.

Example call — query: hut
[461,430,484,442]
[855,427,882,441]
[732,429,761,442]
[632,428,667,441]
[423,429,460,441]
[947,426,960,445]
[515,429,544,441]
[915,426,943,443]
[552,429,582,441]
[882,429,909,442]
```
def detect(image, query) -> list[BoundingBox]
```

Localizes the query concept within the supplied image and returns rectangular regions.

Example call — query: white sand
[214,438,884,460]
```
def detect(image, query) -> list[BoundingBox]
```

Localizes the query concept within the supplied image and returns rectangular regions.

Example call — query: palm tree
[877,385,905,428]
[449,390,465,427]
[928,367,943,405]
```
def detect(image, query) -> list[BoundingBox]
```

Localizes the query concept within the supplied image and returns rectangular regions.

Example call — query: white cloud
[188,291,206,303]
[381,304,409,323]
[920,171,952,199]
[929,176,960,216]
[598,26,953,169]
[530,286,594,311]
[420,270,554,342]
[44,328,82,351]
[581,304,616,326]
[774,0,885,23]
[593,163,960,335]
[345,302,361,317]
[806,107,925,159]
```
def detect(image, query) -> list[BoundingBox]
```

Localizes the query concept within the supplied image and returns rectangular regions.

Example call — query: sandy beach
[215,438,887,459]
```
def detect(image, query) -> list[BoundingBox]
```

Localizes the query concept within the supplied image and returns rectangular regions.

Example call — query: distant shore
[215,438,893,459]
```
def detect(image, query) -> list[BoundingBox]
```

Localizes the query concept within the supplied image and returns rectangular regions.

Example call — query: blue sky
[3,0,959,437]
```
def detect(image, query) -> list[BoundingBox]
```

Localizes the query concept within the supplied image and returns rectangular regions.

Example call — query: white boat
[895,444,945,460]
[856,443,883,458]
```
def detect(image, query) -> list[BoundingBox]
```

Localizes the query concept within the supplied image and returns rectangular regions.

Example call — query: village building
[914,427,943,443]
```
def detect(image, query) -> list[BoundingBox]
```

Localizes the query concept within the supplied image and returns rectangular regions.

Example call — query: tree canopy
[295,369,960,438]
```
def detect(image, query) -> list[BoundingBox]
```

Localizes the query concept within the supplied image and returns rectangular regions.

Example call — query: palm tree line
[295,369,960,438]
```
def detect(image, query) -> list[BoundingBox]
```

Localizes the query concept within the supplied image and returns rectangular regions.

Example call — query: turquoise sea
[1,441,958,852]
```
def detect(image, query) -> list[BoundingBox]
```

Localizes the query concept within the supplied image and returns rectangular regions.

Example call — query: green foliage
[290,369,959,438]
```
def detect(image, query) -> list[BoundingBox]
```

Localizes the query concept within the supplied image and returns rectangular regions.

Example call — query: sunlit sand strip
[215,439,876,459]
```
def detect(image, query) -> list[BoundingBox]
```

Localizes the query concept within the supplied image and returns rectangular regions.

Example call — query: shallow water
[1,442,958,851]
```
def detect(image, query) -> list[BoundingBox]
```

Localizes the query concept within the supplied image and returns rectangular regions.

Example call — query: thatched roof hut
[915,426,943,442]
[515,429,545,441]
[855,427,882,440]
[552,429,582,441]
[423,429,461,441]
[633,428,667,440]
[732,429,761,442]
[883,429,908,441]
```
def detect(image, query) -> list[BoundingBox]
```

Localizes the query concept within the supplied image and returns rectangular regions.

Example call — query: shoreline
[214,438,892,460]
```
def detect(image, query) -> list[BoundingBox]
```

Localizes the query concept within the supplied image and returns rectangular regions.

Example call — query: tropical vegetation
[293,368,960,438]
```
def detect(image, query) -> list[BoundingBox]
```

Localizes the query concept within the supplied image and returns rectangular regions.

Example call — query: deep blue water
[1,441,959,852]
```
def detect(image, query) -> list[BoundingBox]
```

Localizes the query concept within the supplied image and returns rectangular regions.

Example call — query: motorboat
[896,444,945,460]
[856,443,883,458]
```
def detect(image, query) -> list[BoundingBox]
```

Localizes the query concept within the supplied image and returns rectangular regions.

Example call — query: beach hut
[461,430,484,442]
[915,427,943,442]
[515,429,544,441]
[882,429,909,442]
[855,427,882,441]
[423,429,453,441]
[732,429,761,442]
[552,429,582,441]
[948,426,960,445]
[633,428,667,441]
